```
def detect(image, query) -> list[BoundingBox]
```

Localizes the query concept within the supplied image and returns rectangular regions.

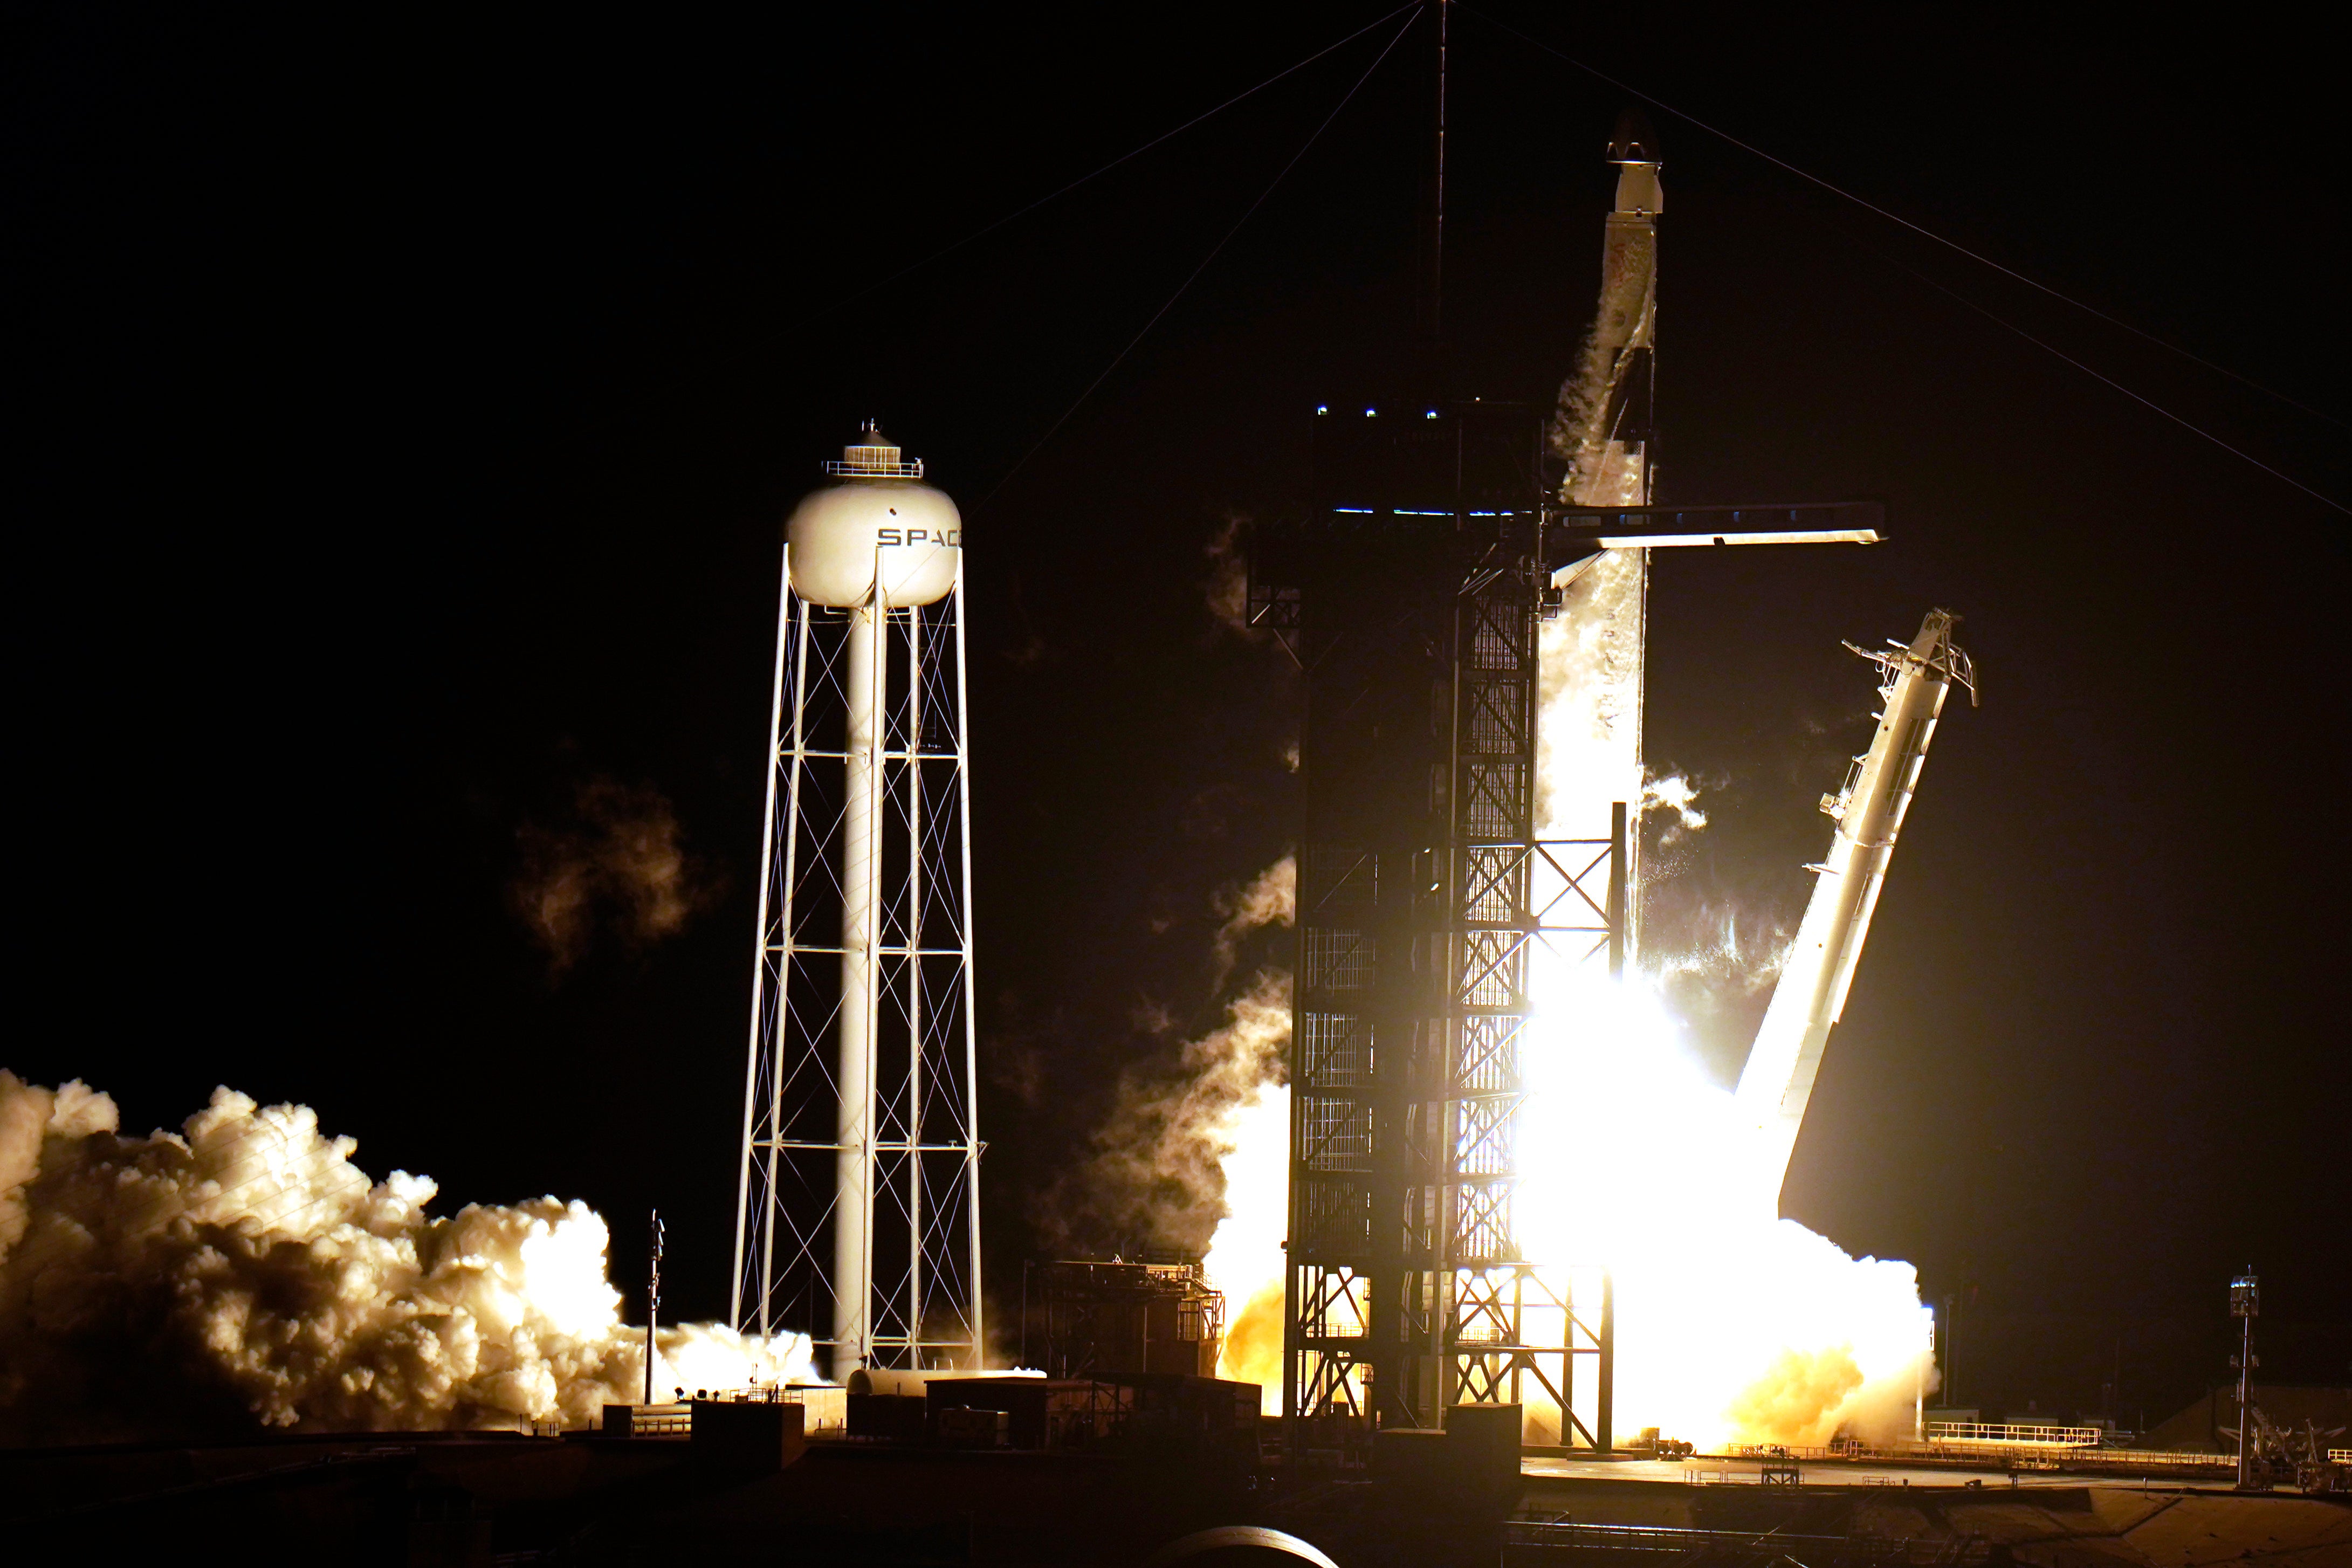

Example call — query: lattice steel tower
[1250,403,1624,1455]
[731,424,982,1379]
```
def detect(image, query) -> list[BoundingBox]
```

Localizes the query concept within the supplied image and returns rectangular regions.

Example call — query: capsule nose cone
[1608,106,1660,164]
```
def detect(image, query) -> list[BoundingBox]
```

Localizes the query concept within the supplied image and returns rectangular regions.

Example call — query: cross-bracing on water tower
[730,424,983,1379]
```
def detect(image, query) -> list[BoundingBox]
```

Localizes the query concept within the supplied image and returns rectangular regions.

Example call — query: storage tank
[737,420,983,1383]
[786,422,962,607]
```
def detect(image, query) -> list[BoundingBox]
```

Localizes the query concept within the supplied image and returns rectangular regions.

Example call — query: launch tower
[731,425,984,1379]
[1255,104,1883,1459]
[1252,403,1626,1453]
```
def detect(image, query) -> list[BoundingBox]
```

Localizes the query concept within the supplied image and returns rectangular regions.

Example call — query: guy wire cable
[978,6,1425,510]
[1457,3,2347,432]
[1898,264,2348,516]
[798,2,1422,329]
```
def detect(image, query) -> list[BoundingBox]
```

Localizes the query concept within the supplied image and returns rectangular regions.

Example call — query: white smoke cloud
[1515,971,1937,1448]
[1209,854,1295,987]
[513,777,720,978]
[1641,771,1708,832]
[1041,969,1292,1260]
[0,1072,809,1443]
[1205,514,1253,635]
[1040,846,1296,1259]
[1536,552,1646,844]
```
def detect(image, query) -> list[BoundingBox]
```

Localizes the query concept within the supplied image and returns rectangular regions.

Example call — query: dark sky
[15,3,2348,1421]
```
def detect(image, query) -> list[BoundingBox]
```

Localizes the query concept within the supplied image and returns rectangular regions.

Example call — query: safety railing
[1503,1517,1991,1564]
[1925,1421,2101,1447]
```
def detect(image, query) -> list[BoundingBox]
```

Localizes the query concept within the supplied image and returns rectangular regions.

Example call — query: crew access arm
[1735,609,1975,1206]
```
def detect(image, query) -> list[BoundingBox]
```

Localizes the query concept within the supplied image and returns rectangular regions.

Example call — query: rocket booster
[1539,111,1667,933]
[1559,107,1662,507]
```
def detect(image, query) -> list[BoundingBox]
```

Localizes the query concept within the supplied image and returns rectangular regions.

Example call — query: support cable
[1457,4,2346,432]
[801,2,1421,328]
[979,8,1423,508]
[1897,266,2349,517]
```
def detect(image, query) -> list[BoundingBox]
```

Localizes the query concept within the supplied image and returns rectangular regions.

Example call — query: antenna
[1433,0,1447,360]
[644,1210,665,1405]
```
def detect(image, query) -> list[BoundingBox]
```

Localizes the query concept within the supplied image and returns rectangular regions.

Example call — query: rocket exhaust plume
[1192,614,1950,1445]
[0,1072,810,1443]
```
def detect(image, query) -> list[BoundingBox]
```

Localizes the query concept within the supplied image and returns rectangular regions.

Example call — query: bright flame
[1518,957,1934,1449]
[1199,580,1938,1449]
[1202,1082,1289,1413]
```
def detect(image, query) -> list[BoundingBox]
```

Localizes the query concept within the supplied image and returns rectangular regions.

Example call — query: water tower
[731,423,982,1378]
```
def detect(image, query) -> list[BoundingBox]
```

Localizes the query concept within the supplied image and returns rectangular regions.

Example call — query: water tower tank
[787,423,962,607]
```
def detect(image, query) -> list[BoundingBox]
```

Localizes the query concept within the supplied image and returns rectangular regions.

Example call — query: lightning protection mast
[732,423,984,1380]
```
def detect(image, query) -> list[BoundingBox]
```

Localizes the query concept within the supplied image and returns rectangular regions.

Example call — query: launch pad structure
[1250,403,1615,1455]
[1250,406,1883,1460]
[1022,1258,1228,1382]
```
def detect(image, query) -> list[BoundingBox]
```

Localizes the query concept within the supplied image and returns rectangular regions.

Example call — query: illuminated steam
[1210,855,1297,987]
[0,1072,808,1443]
[1535,552,1646,845]
[1204,514,1254,636]
[513,777,719,977]
[1641,771,1708,833]
[1042,855,1294,1264]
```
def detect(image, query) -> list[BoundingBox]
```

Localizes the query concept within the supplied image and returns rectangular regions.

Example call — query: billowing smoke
[1204,513,1253,636]
[1037,854,1295,1413]
[1641,770,1709,834]
[1513,963,1938,1450]
[1209,855,1296,989]
[1536,553,1646,845]
[0,1072,808,1444]
[1039,968,1292,1261]
[513,777,719,977]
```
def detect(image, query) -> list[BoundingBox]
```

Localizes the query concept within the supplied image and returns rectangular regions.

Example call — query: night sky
[16,3,2348,1427]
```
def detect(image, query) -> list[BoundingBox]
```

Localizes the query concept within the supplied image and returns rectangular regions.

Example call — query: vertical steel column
[732,549,793,1333]
[835,596,882,1375]
[765,602,812,1337]
[954,569,985,1371]
[1607,803,1626,981]
[1597,1270,1614,1452]
[905,603,926,1366]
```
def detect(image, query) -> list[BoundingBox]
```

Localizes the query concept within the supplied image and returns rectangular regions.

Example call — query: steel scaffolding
[1255,404,1620,1460]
